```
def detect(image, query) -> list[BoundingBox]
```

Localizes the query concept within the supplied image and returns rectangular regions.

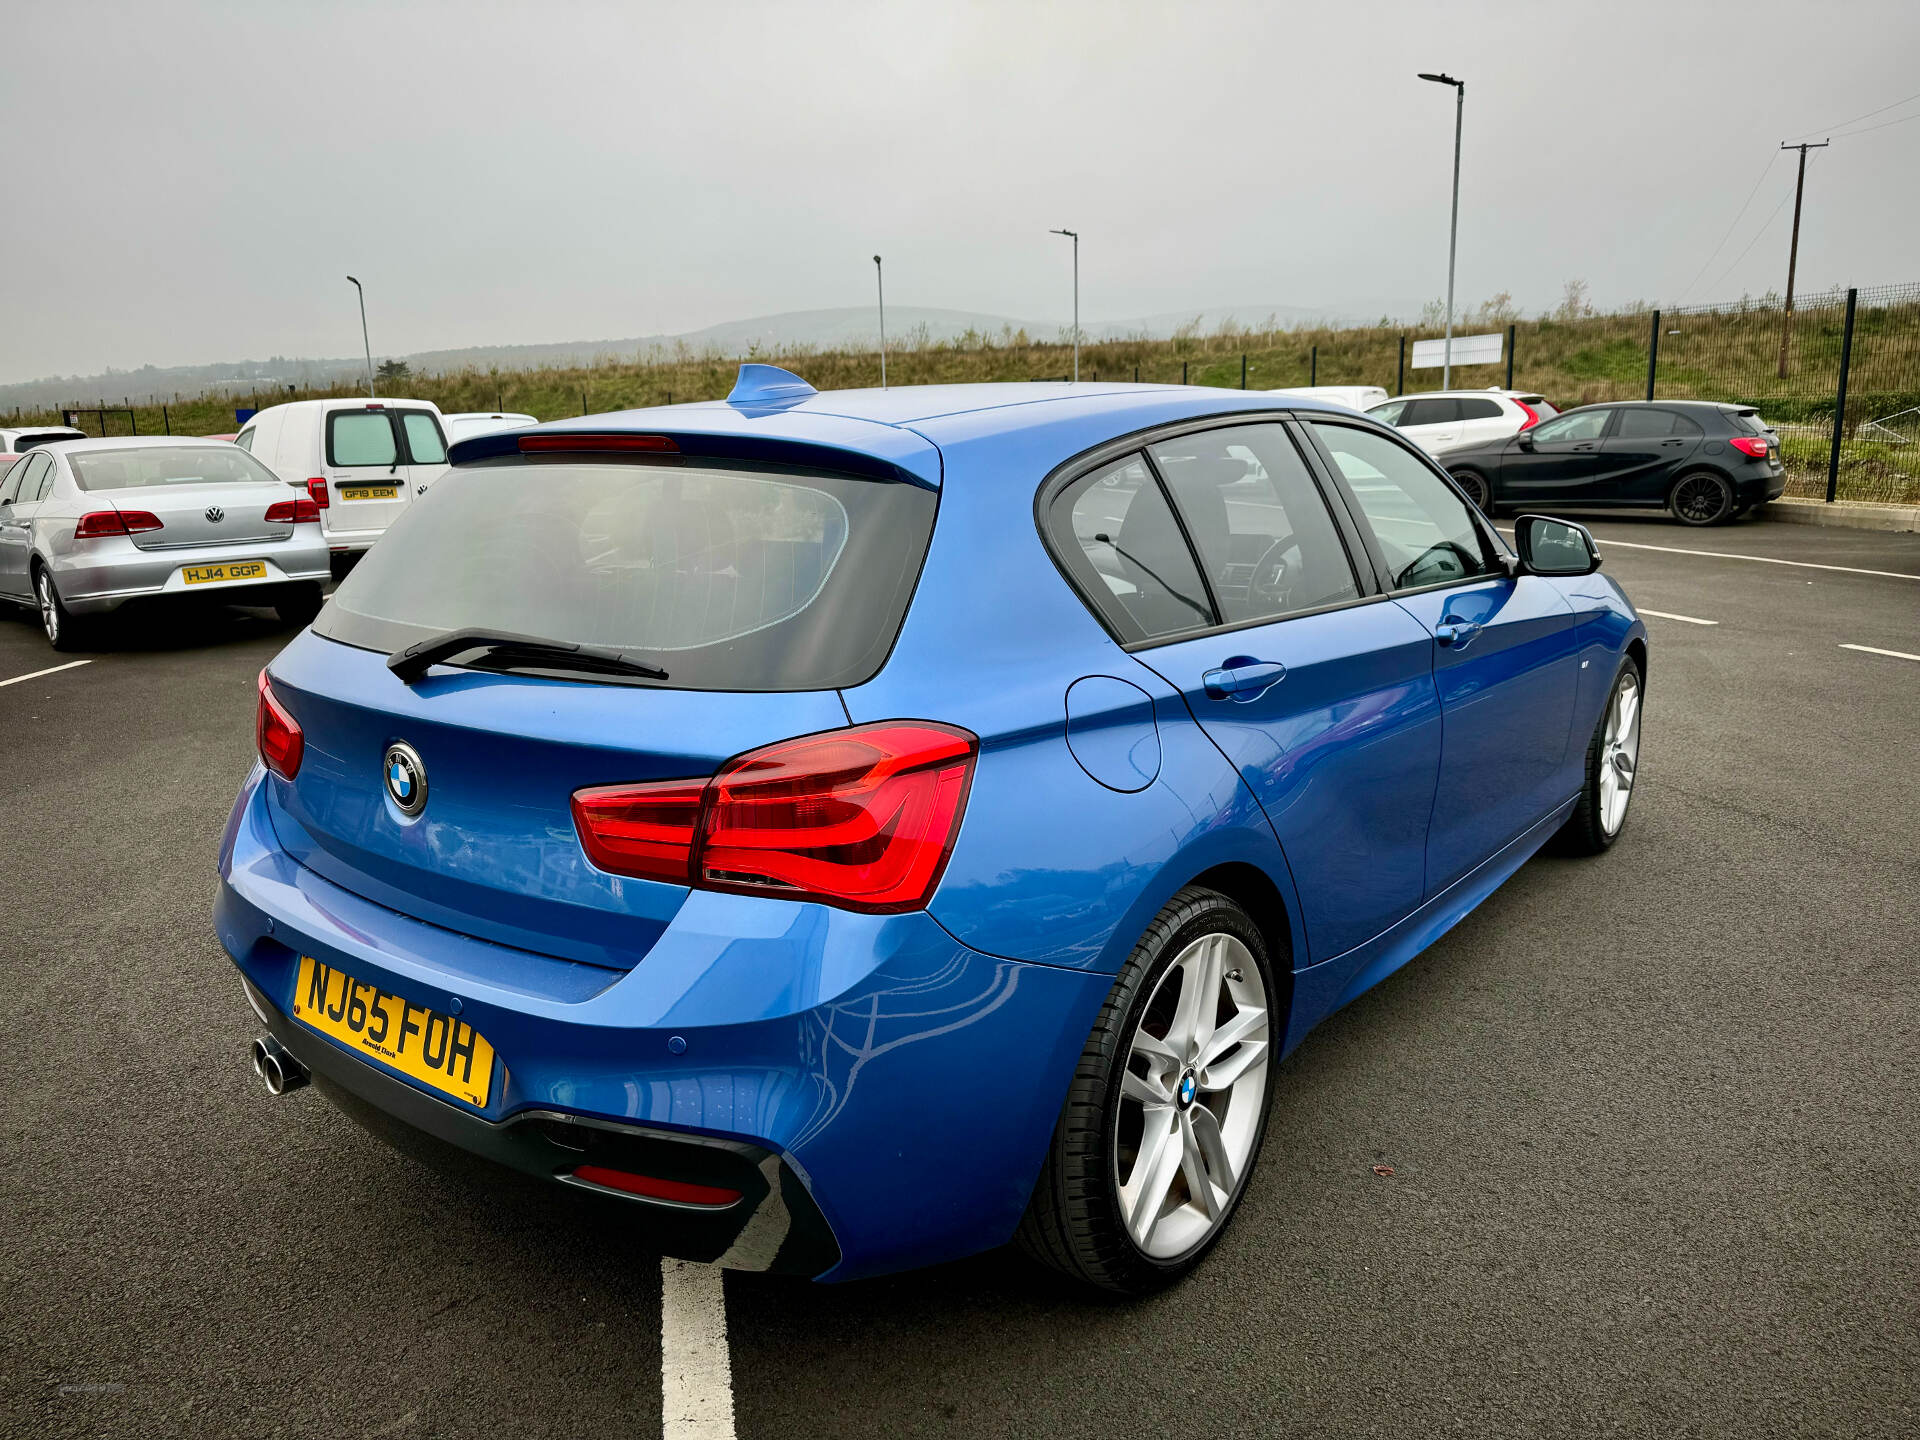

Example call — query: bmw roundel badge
[384,741,428,816]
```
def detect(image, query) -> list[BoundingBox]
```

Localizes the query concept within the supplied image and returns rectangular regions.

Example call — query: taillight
[570,1165,741,1207]
[572,722,977,913]
[1513,400,1541,429]
[265,497,322,523]
[1729,436,1771,458]
[256,670,304,780]
[74,509,162,538]
[306,477,330,509]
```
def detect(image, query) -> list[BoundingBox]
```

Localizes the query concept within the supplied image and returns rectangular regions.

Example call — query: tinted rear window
[14,430,83,452]
[316,459,936,691]
[1727,408,1769,435]
[68,445,284,491]
[1457,398,1503,420]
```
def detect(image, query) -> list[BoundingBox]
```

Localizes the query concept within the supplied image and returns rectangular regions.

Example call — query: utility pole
[1419,72,1466,388]
[1049,228,1079,381]
[873,255,887,388]
[1777,140,1827,377]
[346,276,374,397]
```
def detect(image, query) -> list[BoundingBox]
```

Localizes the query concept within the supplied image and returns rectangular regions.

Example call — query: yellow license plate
[338,485,398,501]
[292,956,494,1107]
[181,560,267,585]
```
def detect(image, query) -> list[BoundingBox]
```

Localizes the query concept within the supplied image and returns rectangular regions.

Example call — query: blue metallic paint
[216,381,1646,1280]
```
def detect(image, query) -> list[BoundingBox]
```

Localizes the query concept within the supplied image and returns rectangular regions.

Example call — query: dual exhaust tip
[250,1035,310,1096]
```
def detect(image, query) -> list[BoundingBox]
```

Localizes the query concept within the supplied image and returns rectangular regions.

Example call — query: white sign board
[1411,332,1504,369]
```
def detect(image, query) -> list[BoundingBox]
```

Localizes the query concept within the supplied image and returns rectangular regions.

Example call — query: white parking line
[0,659,91,689]
[1840,643,1920,663]
[661,1258,736,1440]
[1497,528,1920,582]
[1637,609,1720,626]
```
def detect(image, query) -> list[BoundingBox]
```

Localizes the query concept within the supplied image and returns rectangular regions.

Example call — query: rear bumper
[214,766,1109,1281]
[1733,462,1787,505]
[54,540,329,614]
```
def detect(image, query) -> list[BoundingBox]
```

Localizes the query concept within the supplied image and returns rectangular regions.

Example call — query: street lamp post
[1049,228,1079,382]
[873,255,887,388]
[346,275,374,398]
[1417,73,1465,388]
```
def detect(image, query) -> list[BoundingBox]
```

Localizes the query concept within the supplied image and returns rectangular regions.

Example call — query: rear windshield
[316,459,937,691]
[68,446,284,491]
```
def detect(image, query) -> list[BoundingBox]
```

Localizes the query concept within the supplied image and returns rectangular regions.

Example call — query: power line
[1677,151,1780,303]
[1786,87,1920,141]
[1830,108,1920,140]
[1704,182,1797,298]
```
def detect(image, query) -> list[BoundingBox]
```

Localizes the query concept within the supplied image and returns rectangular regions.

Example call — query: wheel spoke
[1168,934,1225,1058]
[1196,1003,1268,1073]
[1190,1103,1236,1198]
[1613,751,1635,786]
[1199,1038,1269,1092]
[1614,685,1638,740]
[1123,1109,1184,1243]
[1178,1111,1219,1221]
[1121,1066,1173,1108]
[1130,1028,1180,1066]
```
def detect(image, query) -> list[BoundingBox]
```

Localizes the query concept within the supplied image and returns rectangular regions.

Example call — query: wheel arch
[1182,859,1297,1048]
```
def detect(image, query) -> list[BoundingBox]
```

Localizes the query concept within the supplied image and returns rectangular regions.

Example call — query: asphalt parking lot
[3,515,1917,1440]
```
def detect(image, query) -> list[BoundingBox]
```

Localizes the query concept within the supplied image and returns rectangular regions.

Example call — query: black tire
[274,582,325,627]
[1451,468,1491,512]
[1556,654,1643,855]
[1017,886,1277,1295]
[1669,471,1734,526]
[33,564,88,652]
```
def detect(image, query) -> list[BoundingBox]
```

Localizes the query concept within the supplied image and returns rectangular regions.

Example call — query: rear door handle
[1434,619,1483,649]
[1202,658,1287,701]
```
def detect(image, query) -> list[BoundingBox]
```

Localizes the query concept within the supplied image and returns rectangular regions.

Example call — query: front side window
[328,411,399,467]
[68,446,284,491]
[1309,422,1495,591]
[1148,424,1359,623]
[1047,455,1212,643]
[1531,409,1610,444]
[320,460,936,691]
[400,412,447,464]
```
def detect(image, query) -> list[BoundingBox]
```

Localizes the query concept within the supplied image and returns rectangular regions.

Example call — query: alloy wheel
[37,572,59,644]
[1600,668,1641,835]
[1672,474,1729,524]
[1115,931,1271,1260]
[1453,471,1489,510]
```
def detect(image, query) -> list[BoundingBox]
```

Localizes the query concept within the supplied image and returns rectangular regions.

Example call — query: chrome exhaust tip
[250,1035,309,1096]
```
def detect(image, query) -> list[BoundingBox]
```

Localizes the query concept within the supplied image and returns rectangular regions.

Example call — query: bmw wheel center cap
[1177,1071,1197,1108]
[384,741,428,816]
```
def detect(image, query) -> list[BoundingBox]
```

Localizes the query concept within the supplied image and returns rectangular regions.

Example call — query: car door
[1600,407,1704,504]
[1303,419,1580,896]
[1059,422,1444,964]
[1498,407,1614,506]
[1398,397,1463,455]
[0,451,43,598]
[322,405,412,541]
[394,409,450,498]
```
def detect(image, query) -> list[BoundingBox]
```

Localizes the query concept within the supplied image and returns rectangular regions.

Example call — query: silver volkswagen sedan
[0,437,331,650]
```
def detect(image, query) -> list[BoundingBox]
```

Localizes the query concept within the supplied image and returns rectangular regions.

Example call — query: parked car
[0,424,87,452]
[220,368,1646,1292]
[1366,389,1557,457]
[0,437,330,649]
[443,411,539,444]
[1439,400,1786,524]
[1265,385,1388,412]
[234,399,451,564]
[0,453,18,479]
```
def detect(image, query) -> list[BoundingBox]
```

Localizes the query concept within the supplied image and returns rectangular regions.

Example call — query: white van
[235,398,450,561]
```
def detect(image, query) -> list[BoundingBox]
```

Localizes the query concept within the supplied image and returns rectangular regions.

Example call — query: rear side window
[1046,455,1213,643]
[1457,397,1503,420]
[1147,424,1359,622]
[1403,398,1460,426]
[329,411,399,466]
[318,460,936,691]
[1616,408,1703,440]
[400,412,447,464]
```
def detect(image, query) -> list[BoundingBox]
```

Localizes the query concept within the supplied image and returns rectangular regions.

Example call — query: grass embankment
[19,295,1918,503]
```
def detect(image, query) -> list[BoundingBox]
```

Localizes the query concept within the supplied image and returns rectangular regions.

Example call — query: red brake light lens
[1729,436,1771,458]
[571,722,978,913]
[306,477,330,509]
[518,433,679,454]
[570,1165,741,1207]
[265,497,322,523]
[1513,399,1541,429]
[256,670,304,780]
[75,509,162,538]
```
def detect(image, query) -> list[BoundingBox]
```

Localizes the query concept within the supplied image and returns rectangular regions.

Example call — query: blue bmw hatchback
[217,367,1647,1292]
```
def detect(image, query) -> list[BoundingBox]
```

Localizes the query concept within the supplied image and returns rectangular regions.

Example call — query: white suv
[1366,389,1557,457]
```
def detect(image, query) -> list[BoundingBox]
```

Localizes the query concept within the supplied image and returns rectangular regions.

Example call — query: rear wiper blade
[388,628,669,685]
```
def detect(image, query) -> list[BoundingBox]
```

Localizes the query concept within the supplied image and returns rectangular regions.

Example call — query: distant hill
[0,298,1427,410]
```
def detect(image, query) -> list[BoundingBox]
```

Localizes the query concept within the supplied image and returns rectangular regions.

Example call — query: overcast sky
[4,0,1916,382]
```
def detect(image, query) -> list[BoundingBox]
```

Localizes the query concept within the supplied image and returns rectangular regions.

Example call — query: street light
[873,255,887,389]
[1049,228,1079,382]
[1417,72,1465,388]
[346,275,374,398]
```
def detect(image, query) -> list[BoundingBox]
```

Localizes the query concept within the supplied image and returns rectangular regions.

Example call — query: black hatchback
[1440,400,1786,525]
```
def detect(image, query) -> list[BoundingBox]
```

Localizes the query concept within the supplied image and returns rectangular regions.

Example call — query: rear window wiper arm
[388,628,669,685]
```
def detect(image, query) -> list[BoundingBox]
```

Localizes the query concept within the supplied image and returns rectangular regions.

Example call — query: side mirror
[1513,514,1600,576]
[1515,431,1536,450]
